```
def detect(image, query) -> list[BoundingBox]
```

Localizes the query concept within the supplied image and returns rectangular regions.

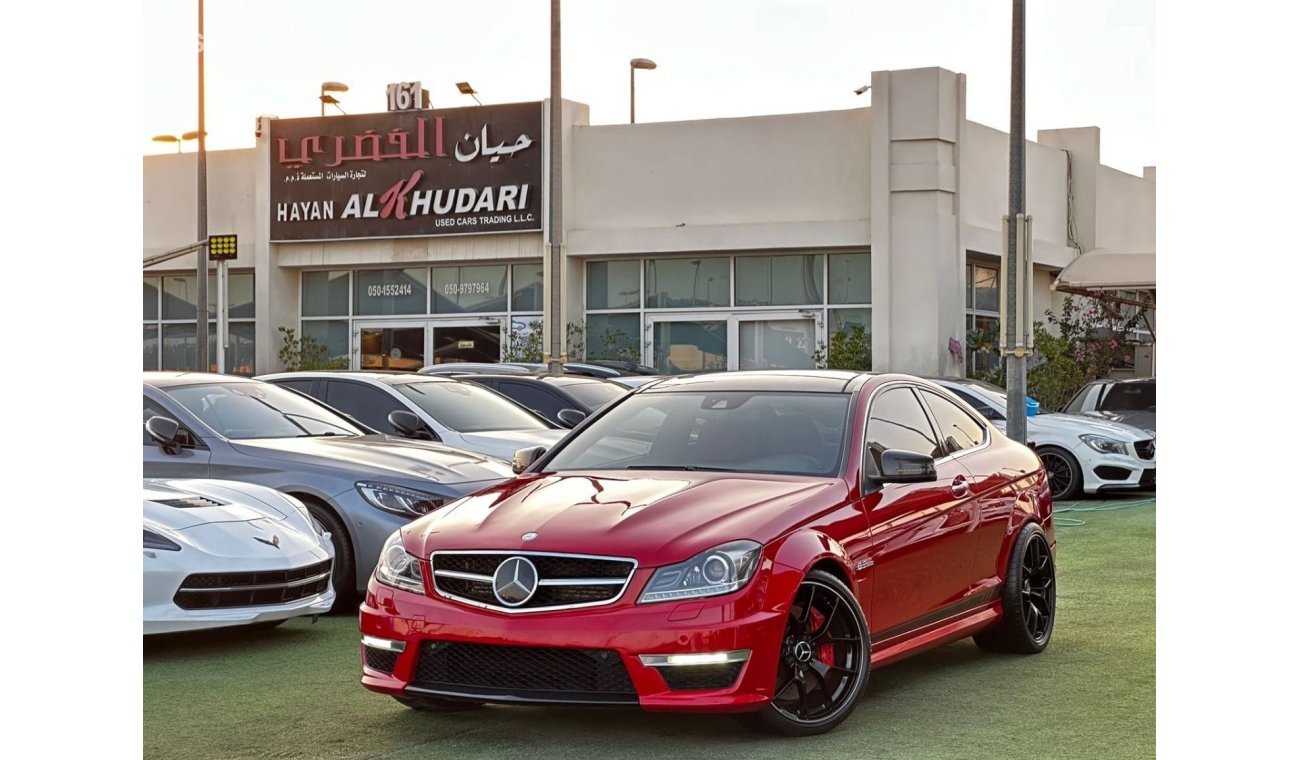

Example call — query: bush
[812,324,871,371]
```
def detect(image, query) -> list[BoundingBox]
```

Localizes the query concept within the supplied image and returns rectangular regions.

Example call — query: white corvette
[144,479,336,635]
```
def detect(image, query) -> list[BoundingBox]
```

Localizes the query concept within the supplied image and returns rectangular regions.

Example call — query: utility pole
[1002,0,1028,444]
[546,0,565,374]
[196,0,210,373]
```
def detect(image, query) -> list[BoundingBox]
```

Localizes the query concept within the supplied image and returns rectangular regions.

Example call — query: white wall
[1095,166,1156,251]
[569,109,871,255]
[143,149,260,270]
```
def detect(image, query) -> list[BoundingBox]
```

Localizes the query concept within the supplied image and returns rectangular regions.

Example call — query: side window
[274,379,319,399]
[920,390,987,456]
[864,387,942,471]
[323,380,404,433]
[143,396,199,448]
[1066,383,1101,414]
[948,387,1003,421]
[499,382,567,421]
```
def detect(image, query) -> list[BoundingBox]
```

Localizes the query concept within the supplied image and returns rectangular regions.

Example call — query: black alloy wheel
[1037,446,1082,499]
[974,522,1056,654]
[742,569,870,736]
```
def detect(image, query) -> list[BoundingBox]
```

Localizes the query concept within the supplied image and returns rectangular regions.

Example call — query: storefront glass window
[303,271,351,317]
[735,254,824,306]
[830,308,871,336]
[220,273,256,319]
[652,320,728,374]
[354,268,429,316]
[587,260,641,310]
[226,323,257,375]
[144,325,159,370]
[302,320,351,365]
[828,253,871,304]
[162,276,199,320]
[162,324,197,370]
[970,264,999,312]
[144,278,159,321]
[585,313,640,361]
[511,264,544,311]
[432,265,509,313]
[645,258,730,308]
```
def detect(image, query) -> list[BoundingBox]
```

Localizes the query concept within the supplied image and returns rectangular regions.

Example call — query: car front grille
[431,552,635,612]
[1139,468,1156,487]
[364,646,399,674]
[1134,439,1155,460]
[411,641,637,704]
[173,559,332,610]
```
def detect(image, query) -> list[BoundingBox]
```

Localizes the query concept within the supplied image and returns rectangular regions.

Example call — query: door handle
[951,476,971,499]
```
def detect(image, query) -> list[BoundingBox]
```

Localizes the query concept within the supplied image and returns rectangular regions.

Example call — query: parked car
[418,362,534,376]
[143,372,514,606]
[256,371,568,461]
[1062,377,1156,433]
[928,377,1155,499]
[607,375,667,390]
[456,373,629,428]
[359,371,1057,736]
[144,478,335,635]
[584,359,662,376]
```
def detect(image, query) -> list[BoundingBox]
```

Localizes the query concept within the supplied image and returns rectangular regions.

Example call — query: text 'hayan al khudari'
[276,172,532,223]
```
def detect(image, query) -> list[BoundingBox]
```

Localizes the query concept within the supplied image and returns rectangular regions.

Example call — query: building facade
[143,66,1156,378]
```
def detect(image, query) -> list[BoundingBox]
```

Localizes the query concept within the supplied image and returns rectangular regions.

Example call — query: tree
[277,327,348,371]
[812,324,871,371]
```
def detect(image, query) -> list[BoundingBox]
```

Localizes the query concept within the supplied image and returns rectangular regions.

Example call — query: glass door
[355,321,426,371]
[735,312,820,371]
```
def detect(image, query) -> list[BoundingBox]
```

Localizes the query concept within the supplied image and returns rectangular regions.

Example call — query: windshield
[166,382,365,439]
[552,379,626,410]
[545,391,851,477]
[393,380,550,432]
[1098,382,1156,412]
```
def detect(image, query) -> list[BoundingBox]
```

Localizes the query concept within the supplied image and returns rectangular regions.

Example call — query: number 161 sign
[387,81,429,111]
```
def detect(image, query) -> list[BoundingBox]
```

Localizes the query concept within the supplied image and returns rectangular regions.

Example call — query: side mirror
[512,445,547,474]
[876,449,937,483]
[556,408,587,428]
[388,410,439,441]
[145,416,182,455]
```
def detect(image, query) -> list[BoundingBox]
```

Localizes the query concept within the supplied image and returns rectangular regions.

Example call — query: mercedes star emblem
[492,556,540,607]
[522,532,538,542]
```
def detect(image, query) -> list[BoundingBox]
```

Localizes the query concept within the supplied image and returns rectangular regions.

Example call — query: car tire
[973,522,1056,654]
[298,497,357,612]
[1037,446,1083,500]
[739,569,870,737]
[393,695,484,712]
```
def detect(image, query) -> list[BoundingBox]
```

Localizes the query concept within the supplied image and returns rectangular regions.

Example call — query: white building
[143,66,1155,377]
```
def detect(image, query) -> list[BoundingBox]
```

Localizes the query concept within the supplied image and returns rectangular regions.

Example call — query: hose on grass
[1052,497,1155,527]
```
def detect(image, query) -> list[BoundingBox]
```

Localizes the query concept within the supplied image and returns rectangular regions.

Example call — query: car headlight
[1079,434,1128,455]
[639,541,762,604]
[375,530,425,594]
[143,529,181,552]
[355,482,446,517]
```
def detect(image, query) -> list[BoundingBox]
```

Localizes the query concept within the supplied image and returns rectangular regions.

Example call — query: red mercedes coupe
[359,371,1057,736]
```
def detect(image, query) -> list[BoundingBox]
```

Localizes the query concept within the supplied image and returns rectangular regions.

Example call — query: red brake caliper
[807,607,837,665]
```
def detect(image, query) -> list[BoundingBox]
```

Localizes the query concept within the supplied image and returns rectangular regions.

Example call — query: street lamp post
[546,0,565,374]
[196,0,209,373]
[630,58,657,123]
[320,81,349,116]
[1004,0,1029,444]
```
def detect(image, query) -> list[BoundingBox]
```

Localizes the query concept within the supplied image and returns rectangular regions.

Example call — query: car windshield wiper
[623,465,743,472]
[295,431,349,438]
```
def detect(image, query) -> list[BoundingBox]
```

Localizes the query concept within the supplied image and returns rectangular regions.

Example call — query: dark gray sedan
[143,372,514,607]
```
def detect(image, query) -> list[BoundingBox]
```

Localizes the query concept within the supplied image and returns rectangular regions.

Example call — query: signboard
[386,81,428,111]
[269,101,543,241]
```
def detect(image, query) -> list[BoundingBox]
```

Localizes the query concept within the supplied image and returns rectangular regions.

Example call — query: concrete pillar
[1036,126,1100,254]
[869,67,965,376]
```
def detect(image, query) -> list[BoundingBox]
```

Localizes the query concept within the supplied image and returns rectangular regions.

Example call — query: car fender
[768,530,863,615]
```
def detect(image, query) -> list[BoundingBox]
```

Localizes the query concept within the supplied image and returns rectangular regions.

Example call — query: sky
[143,0,1156,176]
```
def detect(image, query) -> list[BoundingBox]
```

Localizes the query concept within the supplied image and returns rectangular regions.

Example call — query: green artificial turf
[144,495,1155,760]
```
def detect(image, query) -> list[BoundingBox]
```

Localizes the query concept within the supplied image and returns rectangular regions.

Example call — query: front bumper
[1073,444,1156,494]
[358,563,792,713]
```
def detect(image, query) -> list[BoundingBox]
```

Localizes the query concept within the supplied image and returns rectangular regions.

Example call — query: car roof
[645,370,873,393]
[258,370,454,386]
[145,371,262,389]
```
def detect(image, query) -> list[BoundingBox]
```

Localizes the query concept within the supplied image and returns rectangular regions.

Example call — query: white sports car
[144,478,336,635]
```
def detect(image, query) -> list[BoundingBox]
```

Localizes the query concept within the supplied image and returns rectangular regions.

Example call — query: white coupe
[144,479,336,635]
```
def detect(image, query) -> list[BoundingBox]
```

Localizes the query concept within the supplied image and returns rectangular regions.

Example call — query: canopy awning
[1052,248,1155,293]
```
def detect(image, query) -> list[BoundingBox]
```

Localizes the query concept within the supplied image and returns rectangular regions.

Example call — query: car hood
[456,429,568,460]
[227,435,514,486]
[408,471,845,567]
[1027,413,1153,442]
[1078,409,1156,435]
[143,478,292,531]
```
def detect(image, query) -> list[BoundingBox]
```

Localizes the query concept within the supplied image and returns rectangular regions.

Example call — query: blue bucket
[1026,397,1040,417]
